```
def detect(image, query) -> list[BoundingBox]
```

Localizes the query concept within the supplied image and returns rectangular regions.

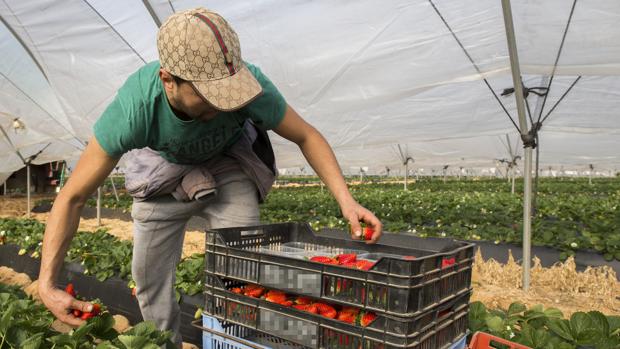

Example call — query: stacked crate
[203,222,474,349]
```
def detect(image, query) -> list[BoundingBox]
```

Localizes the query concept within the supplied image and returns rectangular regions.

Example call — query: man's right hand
[38,137,118,325]
[39,284,94,327]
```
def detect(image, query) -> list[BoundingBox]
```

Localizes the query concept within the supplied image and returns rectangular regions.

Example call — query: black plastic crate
[204,275,471,349]
[205,222,474,316]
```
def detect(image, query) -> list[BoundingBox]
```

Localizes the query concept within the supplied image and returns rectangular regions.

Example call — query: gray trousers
[130,170,259,347]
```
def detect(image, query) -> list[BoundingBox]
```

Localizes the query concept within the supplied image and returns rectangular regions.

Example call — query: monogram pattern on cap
[157,7,262,110]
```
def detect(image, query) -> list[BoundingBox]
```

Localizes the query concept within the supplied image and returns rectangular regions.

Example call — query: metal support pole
[511,168,516,194]
[97,187,102,226]
[26,164,31,218]
[404,162,408,191]
[502,0,533,291]
[110,176,120,201]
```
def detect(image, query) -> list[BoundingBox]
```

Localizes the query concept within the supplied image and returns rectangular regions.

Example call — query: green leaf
[20,332,43,349]
[508,302,527,316]
[126,321,157,338]
[570,312,592,338]
[607,316,620,335]
[91,313,118,340]
[486,315,504,333]
[543,307,564,319]
[587,311,609,336]
[548,318,574,342]
[71,322,95,342]
[118,335,148,349]
[96,342,120,349]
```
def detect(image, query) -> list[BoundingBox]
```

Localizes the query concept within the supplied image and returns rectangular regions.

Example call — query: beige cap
[157,8,262,111]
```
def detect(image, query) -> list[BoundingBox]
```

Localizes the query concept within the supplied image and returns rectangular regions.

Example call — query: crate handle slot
[239,229,265,239]
[191,319,267,349]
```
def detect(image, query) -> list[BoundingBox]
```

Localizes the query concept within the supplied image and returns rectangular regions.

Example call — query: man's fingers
[71,299,93,313]
[349,217,362,240]
[60,313,86,327]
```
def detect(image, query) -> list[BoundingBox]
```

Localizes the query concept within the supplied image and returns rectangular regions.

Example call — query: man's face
[170,81,220,122]
[160,69,221,122]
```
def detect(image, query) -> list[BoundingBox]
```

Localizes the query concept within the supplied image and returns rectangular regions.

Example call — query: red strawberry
[265,290,287,303]
[358,312,377,327]
[293,304,310,311]
[65,283,76,297]
[314,303,337,319]
[72,309,82,317]
[81,312,95,320]
[280,300,293,307]
[337,311,355,323]
[340,306,360,316]
[363,227,374,240]
[307,304,319,314]
[441,257,456,269]
[356,259,375,271]
[295,296,312,305]
[245,286,265,298]
[231,287,242,294]
[337,253,357,264]
[310,256,338,264]
[91,303,101,316]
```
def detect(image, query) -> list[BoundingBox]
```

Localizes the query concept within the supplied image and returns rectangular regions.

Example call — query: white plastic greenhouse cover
[1,0,619,176]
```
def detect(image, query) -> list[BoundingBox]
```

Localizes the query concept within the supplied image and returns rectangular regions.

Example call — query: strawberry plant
[0,281,175,349]
[469,301,620,349]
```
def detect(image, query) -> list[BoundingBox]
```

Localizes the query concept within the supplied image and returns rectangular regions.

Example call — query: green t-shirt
[93,61,287,164]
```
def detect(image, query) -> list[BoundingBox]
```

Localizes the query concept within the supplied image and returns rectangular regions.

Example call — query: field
[1,176,619,348]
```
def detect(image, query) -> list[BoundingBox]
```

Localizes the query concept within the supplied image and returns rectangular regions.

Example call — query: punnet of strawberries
[230,283,377,327]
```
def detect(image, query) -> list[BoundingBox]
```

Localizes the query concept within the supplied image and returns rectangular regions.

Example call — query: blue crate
[201,314,469,349]
[449,334,468,349]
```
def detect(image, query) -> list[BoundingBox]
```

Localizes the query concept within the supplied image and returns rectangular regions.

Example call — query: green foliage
[469,301,620,349]
[0,285,174,349]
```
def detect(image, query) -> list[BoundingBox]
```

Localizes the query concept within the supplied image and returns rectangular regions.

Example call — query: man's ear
[159,69,175,92]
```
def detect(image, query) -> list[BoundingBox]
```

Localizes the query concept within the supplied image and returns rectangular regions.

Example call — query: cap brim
[192,64,263,111]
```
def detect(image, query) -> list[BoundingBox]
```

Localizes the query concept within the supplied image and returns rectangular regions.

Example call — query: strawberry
[231,287,242,294]
[293,304,310,311]
[357,312,377,327]
[307,304,319,314]
[441,257,456,269]
[310,256,338,264]
[265,290,287,303]
[340,306,360,316]
[72,309,82,317]
[337,253,357,264]
[363,227,374,241]
[341,262,357,268]
[356,259,375,271]
[314,303,337,319]
[295,296,312,305]
[91,303,101,316]
[65,283,76,297]
[81,312,95,320]
[337,311,355,323]
[244,285,265,298]
[280,300,293,307]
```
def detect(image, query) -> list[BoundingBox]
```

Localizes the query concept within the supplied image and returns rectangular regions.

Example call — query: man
[38,7,382,347]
